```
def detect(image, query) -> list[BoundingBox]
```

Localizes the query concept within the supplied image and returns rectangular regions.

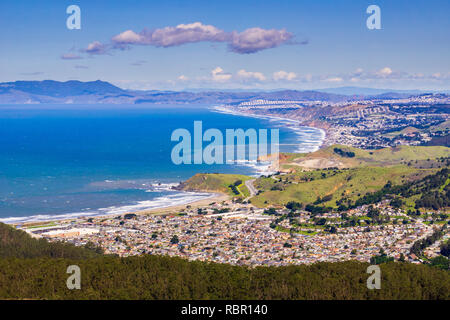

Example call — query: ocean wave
[0,190,215,224]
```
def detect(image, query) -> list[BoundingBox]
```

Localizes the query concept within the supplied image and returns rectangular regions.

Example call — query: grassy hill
[180,173,251,197]
[178,145,449,209]
[251,165,433,208]
[248,145,449,208]
[285,145,450,168]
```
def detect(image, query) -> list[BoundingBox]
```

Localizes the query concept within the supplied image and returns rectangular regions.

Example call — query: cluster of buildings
[25,200,446,266]
[227,94,449,150]
[237,99,304,109]
[238,99,304,107]
[323,106,448,149]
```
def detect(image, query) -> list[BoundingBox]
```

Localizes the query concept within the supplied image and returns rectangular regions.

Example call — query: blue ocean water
[0,104,324,223]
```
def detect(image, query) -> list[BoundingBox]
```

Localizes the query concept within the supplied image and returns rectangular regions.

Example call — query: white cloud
[236,69,266,81]
[83,41,109,55]
[112,22,228,48]
[112,30,143,44]
[324,77,343,83]
[377,67,393,77]
[273,70,297,81]
[353,68,364,76]
[110,22,297,54]
[229,28,294,54]
[211,67,232,82]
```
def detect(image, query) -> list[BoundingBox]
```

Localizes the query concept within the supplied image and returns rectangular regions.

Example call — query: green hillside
[181,173,251,197]
[288,145,450,167]
[178,146,450,208]
[251,165,432,208]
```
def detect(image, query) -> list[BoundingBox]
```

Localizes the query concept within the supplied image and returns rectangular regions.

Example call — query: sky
[0,0,449,91]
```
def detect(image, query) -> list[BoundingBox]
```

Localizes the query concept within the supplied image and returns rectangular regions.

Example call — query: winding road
[245,179,258,198]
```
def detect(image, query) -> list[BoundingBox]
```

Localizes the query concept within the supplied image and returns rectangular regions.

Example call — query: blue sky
[0,0,449,90]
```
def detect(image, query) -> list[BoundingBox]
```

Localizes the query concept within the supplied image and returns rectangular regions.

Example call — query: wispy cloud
[130,60,147,66]
[20,72,44,76]
[60,53,83,60]
[323,77,343,83]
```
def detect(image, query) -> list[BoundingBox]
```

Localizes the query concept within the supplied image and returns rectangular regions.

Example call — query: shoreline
[14,192,229,228]
[211,105,327,153]
[5,106,326,226]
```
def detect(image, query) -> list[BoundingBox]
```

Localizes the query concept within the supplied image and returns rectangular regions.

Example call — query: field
[251,166,434,207]
[181,145,450,208]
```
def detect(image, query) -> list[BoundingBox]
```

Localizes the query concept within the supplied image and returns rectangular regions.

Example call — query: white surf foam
[0,190,215,224]
[211,105,326,155]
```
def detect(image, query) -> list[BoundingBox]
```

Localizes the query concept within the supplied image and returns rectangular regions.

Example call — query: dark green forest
[0,223,449,300]
[0,223,103,259]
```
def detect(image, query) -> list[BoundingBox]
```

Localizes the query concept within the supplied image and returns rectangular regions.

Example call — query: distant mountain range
[0,80,447,105]
[314,86,442,96]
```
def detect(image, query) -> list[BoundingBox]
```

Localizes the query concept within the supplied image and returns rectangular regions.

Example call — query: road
[245,179,258,198]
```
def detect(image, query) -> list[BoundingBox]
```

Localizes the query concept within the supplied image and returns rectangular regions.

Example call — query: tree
[315,218,327,226]
[370,254,394,265]
[170,235,179,244]
[440,242,450,258]
[390,197,403,209]
[429,256,449,270]
[264,208,278,215]
[285,201,302,211]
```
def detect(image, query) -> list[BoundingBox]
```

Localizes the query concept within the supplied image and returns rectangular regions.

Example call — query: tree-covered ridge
[0,223,103,259]
[0,256,449,300]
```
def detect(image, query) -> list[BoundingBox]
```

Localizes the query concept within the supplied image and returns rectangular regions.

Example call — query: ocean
[0,104,324,223]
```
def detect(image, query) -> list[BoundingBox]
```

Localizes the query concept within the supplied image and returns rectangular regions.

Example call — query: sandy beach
[17,192,230,227]
[134,193,230,216]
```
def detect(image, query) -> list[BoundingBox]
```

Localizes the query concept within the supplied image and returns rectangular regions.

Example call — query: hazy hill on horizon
[0,80,448,105]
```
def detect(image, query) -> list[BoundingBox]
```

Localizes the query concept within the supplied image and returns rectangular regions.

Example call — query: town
[21,198,449,267]
[225,93,450,149]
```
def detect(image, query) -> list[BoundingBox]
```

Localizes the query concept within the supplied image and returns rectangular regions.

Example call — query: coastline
[16,192,230,228]
[4,105,326,226]
[4,189,222,226]
[211,105,327,153]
